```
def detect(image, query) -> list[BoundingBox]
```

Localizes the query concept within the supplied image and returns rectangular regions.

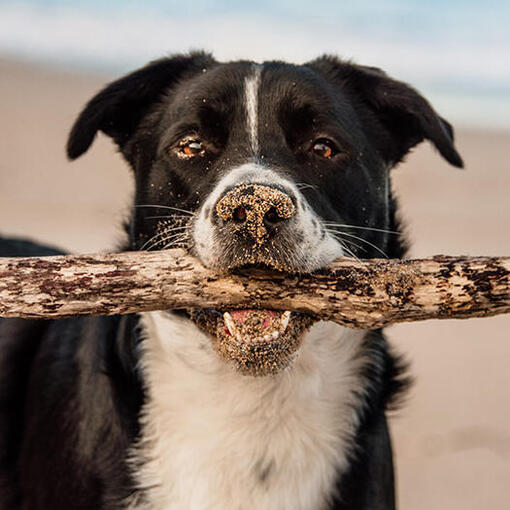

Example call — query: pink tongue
[230,309,278,329]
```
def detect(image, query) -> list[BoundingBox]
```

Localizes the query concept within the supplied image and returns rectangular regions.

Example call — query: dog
[0,52,463,509]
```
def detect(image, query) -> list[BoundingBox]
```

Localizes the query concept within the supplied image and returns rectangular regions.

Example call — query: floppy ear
[308,56,463,168]
[67,52,216,160]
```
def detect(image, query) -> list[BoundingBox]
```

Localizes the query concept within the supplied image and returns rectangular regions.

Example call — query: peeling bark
[0,249,508,329]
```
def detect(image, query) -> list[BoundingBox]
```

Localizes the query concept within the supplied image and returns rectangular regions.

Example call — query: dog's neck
[130,311,368,510]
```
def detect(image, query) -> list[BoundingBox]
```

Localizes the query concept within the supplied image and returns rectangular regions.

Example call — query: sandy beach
[1,57,509,509]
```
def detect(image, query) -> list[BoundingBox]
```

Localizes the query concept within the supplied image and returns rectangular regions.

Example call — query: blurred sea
[1,0,509,128]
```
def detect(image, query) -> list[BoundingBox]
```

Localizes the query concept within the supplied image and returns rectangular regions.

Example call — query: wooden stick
[0,249,508,329]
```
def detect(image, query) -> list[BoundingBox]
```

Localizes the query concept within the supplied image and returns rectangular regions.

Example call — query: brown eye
[177,138,204,158]
[311,139,337,159]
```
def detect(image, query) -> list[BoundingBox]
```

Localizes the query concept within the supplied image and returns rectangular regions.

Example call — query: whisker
[323,229,361,261]
[322,222,400,235]
[134,204,196,216]
[140,233,162,251]
[332,236,367,254]
[344,240,366,253]
[327,229,389,258]
[147,232,189,251]
[144,228,189,250]
[149,232,189,250]
[140,226,189,251]
[162,235,189,250]
[144,215,191,221]
[324,228,366,252]
[335,237,360,261]
[296,183,318,191]
[148,226,188,235]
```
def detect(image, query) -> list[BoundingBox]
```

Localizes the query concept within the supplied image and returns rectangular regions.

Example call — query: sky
[1,0,509,128]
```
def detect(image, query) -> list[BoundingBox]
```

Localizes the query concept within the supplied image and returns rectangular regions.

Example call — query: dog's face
[68,52,462,375]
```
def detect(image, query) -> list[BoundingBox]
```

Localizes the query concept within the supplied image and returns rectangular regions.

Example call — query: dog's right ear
[67,52,216,160]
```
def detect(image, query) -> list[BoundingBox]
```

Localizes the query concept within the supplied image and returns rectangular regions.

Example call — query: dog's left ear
[67,52,216,160]
[308,56,463,168]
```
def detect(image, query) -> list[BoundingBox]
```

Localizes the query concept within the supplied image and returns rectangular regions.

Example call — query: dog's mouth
[189,308,316,376]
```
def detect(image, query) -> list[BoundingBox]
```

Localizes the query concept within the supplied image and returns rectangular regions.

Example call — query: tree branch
[0,249,508,329]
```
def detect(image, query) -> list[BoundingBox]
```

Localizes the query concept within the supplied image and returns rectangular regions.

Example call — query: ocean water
[1,0,509,128]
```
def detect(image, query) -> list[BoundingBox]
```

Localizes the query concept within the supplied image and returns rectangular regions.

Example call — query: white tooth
[263,334,271,342]
[280,311,291,333]
[223,312,237,336]
[271,330,280,340]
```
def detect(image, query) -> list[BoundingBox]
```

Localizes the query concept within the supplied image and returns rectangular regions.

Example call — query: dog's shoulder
[0,312,144,509]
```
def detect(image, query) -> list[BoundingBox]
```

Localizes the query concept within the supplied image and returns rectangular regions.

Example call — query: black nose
[216,184,295,244]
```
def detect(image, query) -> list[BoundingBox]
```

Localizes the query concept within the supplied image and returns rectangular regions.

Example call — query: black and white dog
[0,52,463,509]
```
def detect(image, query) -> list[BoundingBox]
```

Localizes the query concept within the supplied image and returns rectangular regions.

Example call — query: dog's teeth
[271,330,280,340]
[223,312,237,336]
[263,334,271,342]
[280,311,291,333]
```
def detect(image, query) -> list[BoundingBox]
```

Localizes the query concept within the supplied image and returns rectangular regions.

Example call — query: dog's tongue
[222,309,291,344]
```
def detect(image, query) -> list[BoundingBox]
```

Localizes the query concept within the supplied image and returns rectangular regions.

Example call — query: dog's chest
[130,312,367,510]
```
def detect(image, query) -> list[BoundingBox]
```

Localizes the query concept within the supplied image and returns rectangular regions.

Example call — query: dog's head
[68,52,462,374]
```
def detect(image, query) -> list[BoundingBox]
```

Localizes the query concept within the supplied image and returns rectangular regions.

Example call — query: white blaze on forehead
[244,65,262,155]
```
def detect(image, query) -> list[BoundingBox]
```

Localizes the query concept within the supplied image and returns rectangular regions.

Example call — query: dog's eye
[176,138,205,158]
[311,139,337,159]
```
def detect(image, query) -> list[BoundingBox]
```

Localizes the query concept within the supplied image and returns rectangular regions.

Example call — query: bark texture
[0,249,508,329]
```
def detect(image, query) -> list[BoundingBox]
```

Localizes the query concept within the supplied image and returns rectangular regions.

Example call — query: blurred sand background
[1,57,509,509]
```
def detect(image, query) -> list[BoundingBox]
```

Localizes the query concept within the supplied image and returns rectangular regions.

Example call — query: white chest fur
[130,311,368,510]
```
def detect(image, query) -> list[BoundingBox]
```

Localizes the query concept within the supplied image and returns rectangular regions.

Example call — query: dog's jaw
[131,311,368,510]
[190,308,316,376]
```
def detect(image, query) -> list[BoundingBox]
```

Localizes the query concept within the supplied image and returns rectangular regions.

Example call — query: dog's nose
[215,184,295,244]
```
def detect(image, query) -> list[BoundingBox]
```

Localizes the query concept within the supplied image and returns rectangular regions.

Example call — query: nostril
[264,206,283,225]
[232,206,247,223]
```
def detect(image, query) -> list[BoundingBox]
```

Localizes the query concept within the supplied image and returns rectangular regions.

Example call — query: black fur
[0,52,462,509]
